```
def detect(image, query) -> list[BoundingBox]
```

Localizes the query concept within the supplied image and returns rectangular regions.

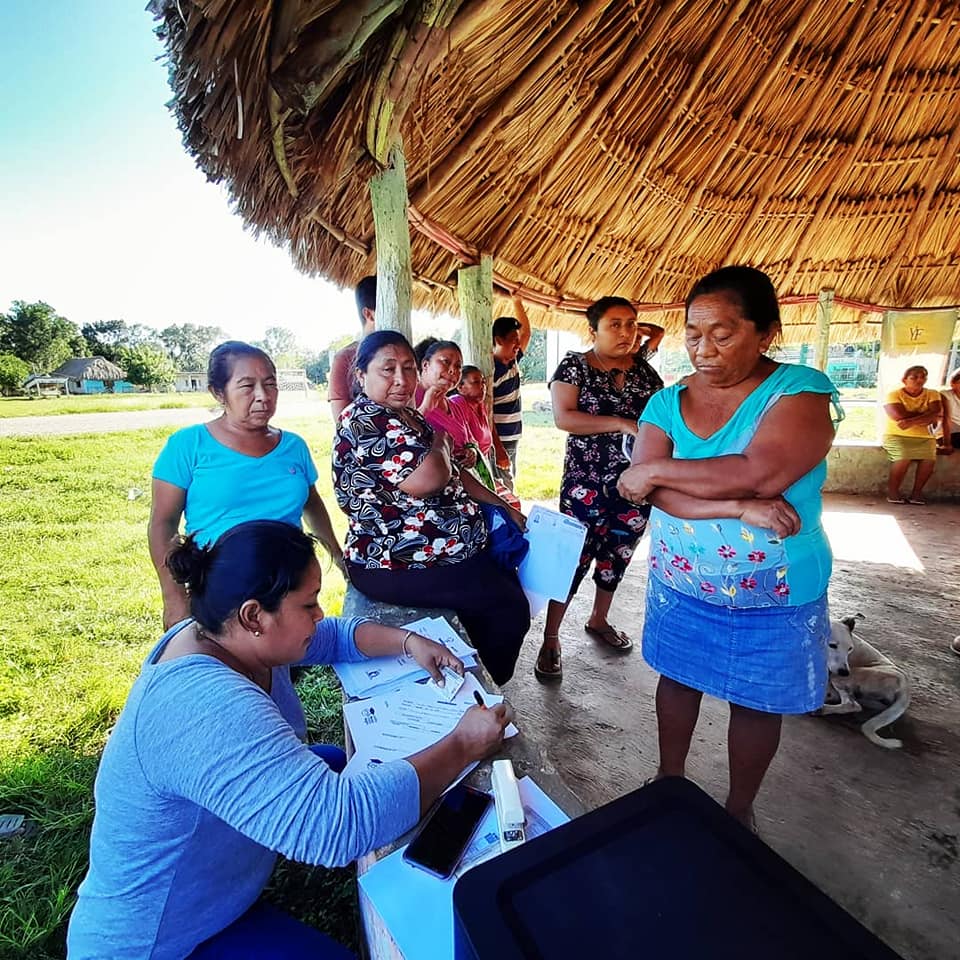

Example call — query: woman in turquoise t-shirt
[149,342,343,628]
[618,266,840,832]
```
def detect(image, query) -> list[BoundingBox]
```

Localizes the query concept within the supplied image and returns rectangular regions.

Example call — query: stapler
[491,759,525,852]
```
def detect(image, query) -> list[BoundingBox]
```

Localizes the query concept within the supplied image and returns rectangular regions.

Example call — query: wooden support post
[457,256,494,383]
[814,288,834,372]
[370,143,412,340]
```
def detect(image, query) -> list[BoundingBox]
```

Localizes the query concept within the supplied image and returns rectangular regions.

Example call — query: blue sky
[0,2,373,350]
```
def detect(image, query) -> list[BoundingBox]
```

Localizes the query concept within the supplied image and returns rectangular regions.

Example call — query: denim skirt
[642,577,829,714]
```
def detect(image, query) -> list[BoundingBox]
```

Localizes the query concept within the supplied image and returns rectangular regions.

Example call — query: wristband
[401,630,415,657]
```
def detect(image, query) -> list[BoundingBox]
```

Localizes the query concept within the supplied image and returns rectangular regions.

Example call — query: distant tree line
[0,300,338,395]
[0,298,545,396]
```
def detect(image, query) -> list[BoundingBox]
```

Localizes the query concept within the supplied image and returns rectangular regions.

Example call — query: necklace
[592,347,623,377]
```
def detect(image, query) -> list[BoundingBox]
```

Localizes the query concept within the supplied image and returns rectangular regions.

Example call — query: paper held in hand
[518,505,588,617]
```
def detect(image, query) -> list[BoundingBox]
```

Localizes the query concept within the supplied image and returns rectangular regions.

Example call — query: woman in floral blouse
[333,331,529,685]
[618,266,841,832]
[533,297,663,681]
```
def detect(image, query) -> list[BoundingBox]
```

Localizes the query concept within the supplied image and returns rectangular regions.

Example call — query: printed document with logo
[332,616,476,699]
[518,505,588,615]
[342,672,517,781]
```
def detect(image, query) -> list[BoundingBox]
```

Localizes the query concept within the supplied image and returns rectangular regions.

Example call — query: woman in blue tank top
[618,266,842,832]
[149,341,344,629]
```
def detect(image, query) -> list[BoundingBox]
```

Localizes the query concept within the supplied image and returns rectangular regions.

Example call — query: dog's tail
[860,689,911,749]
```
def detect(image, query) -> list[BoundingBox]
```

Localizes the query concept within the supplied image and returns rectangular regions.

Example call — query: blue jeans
[188,744,351,959]
[187,902,355,959]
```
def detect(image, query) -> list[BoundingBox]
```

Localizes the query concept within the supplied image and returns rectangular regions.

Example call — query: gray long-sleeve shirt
[67,617,419,959]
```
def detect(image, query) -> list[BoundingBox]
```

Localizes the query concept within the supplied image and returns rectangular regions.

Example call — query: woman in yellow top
[882,365,942,504]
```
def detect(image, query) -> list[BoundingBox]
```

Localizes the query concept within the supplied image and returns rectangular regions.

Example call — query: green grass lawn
[0,392,220,419]
[0,401,560,960]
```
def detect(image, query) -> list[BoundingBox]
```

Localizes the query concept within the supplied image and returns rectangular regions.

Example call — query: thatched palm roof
[50,357,127,381]
[150,1,960,343]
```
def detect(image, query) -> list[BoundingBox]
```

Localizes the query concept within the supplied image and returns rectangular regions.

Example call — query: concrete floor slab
[505,493,959,960]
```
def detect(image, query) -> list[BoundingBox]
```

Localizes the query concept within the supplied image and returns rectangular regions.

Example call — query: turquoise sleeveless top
[638,364,841,608]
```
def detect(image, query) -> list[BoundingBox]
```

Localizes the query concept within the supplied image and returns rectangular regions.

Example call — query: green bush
[0,354,29,396]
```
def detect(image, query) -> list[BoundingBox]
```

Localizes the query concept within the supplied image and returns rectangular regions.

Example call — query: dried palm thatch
[150,0,960,343]
[49,357,128,381]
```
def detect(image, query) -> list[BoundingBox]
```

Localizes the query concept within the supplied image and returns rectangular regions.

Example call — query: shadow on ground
[505,493,959,960]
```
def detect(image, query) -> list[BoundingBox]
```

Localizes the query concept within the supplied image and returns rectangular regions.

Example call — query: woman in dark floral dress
[333,331,529,685]
[534,298,663,680]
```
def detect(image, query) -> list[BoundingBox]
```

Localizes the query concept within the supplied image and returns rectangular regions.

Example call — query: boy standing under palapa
[328,275,376,421]
[491,296,531,491]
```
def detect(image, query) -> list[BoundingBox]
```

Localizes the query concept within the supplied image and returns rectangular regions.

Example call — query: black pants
[349,551,530,685]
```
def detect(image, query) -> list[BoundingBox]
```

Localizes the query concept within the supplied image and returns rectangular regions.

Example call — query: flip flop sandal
[886,497,907,504]
[584,624,633,651]
[534,646,562,681]
[907,498,927,505]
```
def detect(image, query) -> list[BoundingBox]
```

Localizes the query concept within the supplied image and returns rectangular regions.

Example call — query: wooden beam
[308,212,371,257]
[458,256,494,384]
[814,288,834,371]
[637,1,822,291]
[409,0,607,205]
[370,142,413,340]
[367,0,466,166]
[780,0,927,292]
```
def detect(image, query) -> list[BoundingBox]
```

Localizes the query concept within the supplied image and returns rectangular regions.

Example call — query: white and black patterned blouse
[333,395,488,570]
[551,348,664,493]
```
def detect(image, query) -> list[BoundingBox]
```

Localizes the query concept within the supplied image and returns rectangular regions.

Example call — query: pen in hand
[473,690,486,708]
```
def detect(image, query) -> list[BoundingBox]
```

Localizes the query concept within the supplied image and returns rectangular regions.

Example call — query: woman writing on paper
[533,298,663,681]
[68,520,509,959]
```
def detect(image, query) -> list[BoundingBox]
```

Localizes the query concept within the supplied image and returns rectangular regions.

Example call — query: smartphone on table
[402,783,492,879]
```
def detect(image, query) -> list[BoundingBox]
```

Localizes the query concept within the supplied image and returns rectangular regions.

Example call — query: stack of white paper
[332,616,477,699]
[342,672,518,783]
[358,777,570,960]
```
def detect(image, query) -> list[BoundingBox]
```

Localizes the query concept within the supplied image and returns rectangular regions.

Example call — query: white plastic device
[491,759,525,853]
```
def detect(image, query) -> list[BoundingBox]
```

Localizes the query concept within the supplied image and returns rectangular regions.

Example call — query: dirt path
[0,407,216,437]
[0,396,325,437]
[507,493,959,960]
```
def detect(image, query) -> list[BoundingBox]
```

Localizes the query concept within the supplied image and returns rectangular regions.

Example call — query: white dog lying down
[815,615,911,749]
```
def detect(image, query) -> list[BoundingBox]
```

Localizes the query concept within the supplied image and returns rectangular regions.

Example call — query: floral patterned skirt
[642,577,829,714]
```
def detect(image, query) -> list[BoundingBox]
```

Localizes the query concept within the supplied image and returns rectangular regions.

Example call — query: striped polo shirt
[493,352,523,440]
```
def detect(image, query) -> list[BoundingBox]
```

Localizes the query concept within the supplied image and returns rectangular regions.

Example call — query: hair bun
[165,534,214,594]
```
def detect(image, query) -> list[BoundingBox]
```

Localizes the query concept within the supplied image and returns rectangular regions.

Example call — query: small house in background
[174,371,208,392]
[47,357,134,394]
